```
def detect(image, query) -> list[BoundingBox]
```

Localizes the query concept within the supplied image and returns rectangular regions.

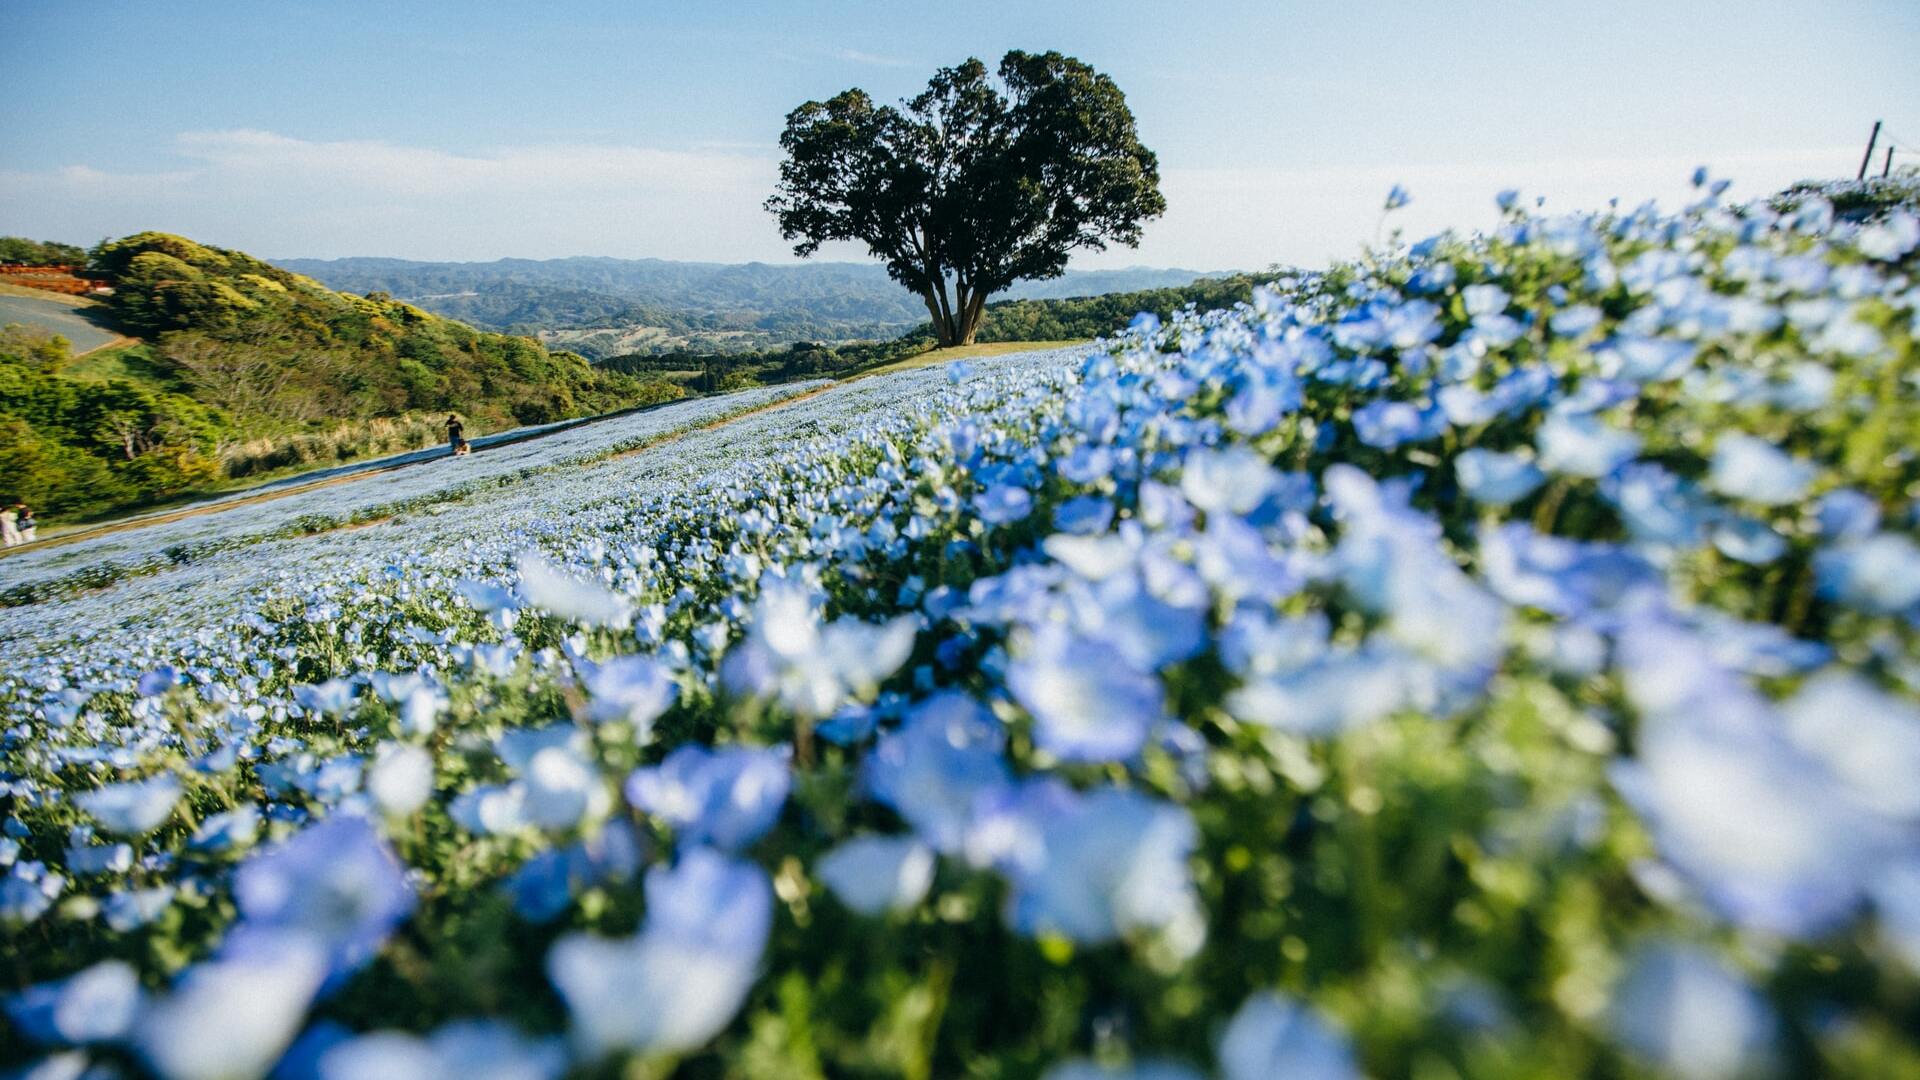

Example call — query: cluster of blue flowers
[4,172,1919,1078]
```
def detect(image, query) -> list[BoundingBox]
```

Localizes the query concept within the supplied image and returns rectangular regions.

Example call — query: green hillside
[0,233,682,521]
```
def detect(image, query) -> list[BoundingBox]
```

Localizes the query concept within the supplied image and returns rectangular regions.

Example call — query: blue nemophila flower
[1707,434,1815,506]
[293,677,357,717]
[75,776,181,836]
[1,863,63,925]
[1608,941,1777,1080]
[316,1021,568,1080]
[1596,336,1697,384]
[864,692,1010,853]
[1611,621,1892,937]
[721,575,917,717]
[1549,304,1603,338]
[522,745,606,832]
[1180,446,1285,517]
[1351,400,1430,450]
[366,742,433,818]
[1217,991,1360,1080]
[1380,299,1443,349]
[136,933,329,1080]
[1007,625,1167,763]
[6,959,142,1047]
[1069,569,1209,669]
[1461,284,1510,317]
[229,814,415,980]
[1384,184,1410,211]
[547,849,771,1060]
[1815,532,1920,614]
[1605,463,1709,548]
[1709,515,1787,565]
[188,805,260,853]
[103,885,175,931]
[626,744,790,851]
[450,784,529,837]
[507,821,643,924]
[136,665,178,697]
[1454,448,1546,506]
[1812,489,1881,540]
[1780,671,1920,822]
[1225,645,1410,736]
[1325,465,1506,669]
[816,834,936,916]
[1225,370,1303,435]
[1536,413,1641,478]
[1001,786,1202,954]
[974,484,1034,525]
[65,832,134,875]
[1053,495,1115,536]
[1857,210,1919,261]
[515,553,633,629]
[1479,524,1663,620]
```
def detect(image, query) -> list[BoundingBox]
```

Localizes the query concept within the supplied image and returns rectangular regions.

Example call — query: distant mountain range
[277,256,1226,358]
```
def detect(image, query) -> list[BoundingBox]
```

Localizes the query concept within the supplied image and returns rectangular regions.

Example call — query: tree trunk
[920,287,957,347]
[956,290,988,345]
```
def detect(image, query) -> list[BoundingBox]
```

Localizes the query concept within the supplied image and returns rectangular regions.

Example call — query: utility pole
[1859,120,1882,180]
[1884,146,1896,179]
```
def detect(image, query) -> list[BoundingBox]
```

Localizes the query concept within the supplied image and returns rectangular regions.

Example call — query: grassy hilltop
[0,233,682,520]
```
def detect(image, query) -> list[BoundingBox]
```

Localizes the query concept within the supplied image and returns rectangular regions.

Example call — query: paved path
[0,293,122,354]
[3,386,821,557]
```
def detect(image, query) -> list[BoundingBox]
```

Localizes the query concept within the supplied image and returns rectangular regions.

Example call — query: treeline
[957,274,1260,344]
[0,327,227,516]
[0,233,682,522]
[600,337,930,387]
[0,237,89,266]
[599,273,1264,385]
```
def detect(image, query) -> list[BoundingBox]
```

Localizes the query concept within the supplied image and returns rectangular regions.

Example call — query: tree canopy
[767,50,1165,347]
[0,237,88,266]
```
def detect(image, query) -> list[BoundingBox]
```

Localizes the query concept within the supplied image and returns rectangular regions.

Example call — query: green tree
[767,50,1165,347]
[0,236,87,266]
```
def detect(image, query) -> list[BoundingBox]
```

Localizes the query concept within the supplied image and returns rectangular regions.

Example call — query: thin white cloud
[833,47,913,68]
[0,129,820,262]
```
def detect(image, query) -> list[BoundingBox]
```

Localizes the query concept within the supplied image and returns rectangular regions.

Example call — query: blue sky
[3,0,1916,270]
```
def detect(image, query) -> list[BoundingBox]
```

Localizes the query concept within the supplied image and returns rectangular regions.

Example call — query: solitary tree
[767,51,1165,347]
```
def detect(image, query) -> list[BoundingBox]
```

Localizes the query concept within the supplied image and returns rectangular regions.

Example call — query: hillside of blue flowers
[4,173,1920,1079]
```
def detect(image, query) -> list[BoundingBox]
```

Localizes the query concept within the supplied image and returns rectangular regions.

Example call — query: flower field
[0,381,828,607]
[5,175,1920,1079]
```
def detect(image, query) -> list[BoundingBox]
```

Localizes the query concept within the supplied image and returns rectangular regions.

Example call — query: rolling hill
[277,255,1224,357]
[1,233,683,520]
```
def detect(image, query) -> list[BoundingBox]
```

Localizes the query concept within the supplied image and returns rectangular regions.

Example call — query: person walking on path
[0,503,20,548]
[17,505,36,543]
[445,414,465,454]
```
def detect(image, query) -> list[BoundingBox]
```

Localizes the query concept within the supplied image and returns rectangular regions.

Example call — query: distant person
[453,439,472,457]
[0,504,19,548]
[16,505,35,543]
[445,414,464,454]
